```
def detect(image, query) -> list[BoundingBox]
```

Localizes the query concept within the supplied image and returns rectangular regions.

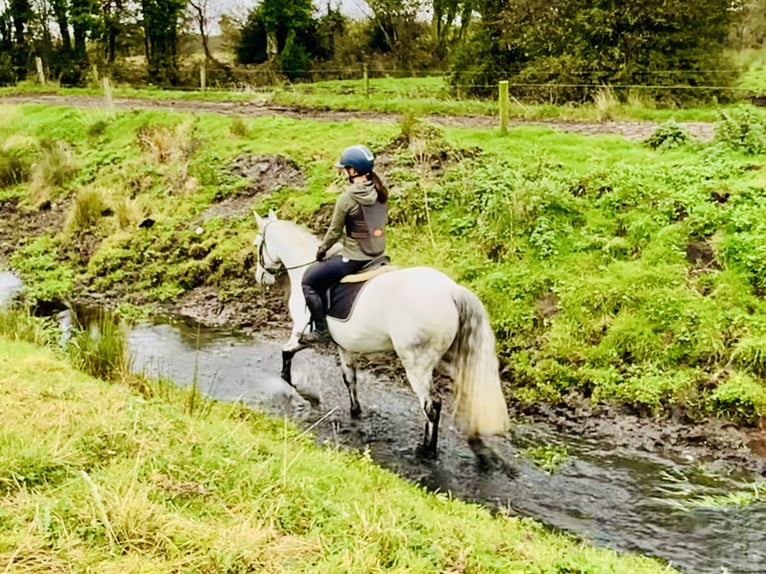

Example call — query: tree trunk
[51,0,72,53]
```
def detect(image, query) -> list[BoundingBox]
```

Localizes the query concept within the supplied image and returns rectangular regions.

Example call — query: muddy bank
[0,93,716,142]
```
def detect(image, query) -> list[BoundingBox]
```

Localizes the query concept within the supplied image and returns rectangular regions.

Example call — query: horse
[252,210,510,458]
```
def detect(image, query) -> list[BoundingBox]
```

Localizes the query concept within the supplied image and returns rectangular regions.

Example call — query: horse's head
[253,209,280,286]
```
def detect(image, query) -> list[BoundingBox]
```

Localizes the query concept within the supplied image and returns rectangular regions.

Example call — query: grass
[0,335,678,573]
[524,444,570,475]
[3,75,763,123]
[5,101,766,426]
[65,309,133,382]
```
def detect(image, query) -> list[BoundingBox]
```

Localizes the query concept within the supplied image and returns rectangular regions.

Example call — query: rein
[258,221,316,272]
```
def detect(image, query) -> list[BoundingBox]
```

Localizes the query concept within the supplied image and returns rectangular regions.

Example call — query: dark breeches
[301,255,367,299]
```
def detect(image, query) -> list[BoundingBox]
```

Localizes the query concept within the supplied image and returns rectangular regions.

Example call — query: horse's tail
[450,286,510,438]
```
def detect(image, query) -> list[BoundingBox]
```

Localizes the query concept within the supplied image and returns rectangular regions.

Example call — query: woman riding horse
[300,144,389,345]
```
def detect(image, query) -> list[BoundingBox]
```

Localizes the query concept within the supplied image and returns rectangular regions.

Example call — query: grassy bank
[0,336,675,573]
[3,102,766,427]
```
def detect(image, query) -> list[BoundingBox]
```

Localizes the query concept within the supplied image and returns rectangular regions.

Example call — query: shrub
[710,372,766,425]
[645,120,694,151]
[714,107,766,155]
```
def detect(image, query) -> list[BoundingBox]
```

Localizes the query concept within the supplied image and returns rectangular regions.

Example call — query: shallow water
[0,271,23,305]
[125,314,766,574]
[2,273,764,574]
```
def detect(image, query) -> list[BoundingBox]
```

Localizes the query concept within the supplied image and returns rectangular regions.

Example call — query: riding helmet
[335,144,374,174]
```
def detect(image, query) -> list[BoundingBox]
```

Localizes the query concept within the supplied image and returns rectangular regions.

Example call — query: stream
[2,271,765,574]
[125,313,766,574]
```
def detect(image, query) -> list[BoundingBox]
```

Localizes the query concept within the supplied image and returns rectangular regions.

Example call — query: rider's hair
[369,171,388,203]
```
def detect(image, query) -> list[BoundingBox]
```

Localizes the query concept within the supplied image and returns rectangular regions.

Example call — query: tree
[235,0,317,79]
[451,0,739,104]
[140,0,186,84]
[187,0,222,62]
[430,0,474,59]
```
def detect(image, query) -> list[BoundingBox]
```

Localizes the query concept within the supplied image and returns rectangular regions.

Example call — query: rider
[300,144,389,345]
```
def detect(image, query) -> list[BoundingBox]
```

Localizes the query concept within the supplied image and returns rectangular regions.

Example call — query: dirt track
[0,92,717,142]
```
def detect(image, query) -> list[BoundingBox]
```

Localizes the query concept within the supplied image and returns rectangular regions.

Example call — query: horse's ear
[253,211,266,229]
[268,209,277,222]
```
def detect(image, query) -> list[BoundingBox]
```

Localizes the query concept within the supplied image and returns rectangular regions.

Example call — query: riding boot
[300,290,331,344]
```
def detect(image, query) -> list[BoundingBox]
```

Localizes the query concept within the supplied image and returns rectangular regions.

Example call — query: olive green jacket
[319,181,381,261]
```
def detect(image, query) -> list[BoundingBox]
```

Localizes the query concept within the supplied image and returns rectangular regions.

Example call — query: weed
[645,121,694,151]
[0,305,58,347]
[66,310,133,383]
[0,138,35,188]
[714,106,766,154]
[593,85,619,120]
[229,117,249,137]
[9,236,75,303]
[525,444,570,474]
[709,372,766,425]
[65,186,107,234]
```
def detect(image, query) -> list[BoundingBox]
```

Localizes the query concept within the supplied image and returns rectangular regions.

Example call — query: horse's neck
[274,223,317,271]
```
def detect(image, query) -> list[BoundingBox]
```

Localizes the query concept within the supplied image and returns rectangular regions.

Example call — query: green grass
[5,101,766,426]
[3,75,760,123]
[0,335,677,573]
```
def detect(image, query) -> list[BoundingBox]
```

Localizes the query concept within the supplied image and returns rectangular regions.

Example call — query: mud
[0,197,68,259]
[202,154,305,221]
[0,93,717,142]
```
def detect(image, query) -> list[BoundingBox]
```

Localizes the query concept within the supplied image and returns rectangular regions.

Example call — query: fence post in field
[103,77,114,117]
[200,61,206,92]
[35,57,45,85]
[499,80,509,134]
[363,63,370,98]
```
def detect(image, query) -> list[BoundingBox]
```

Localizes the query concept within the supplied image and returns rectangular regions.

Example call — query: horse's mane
[275,219,319,249]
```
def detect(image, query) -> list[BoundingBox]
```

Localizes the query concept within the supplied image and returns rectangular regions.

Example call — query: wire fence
[180,63,764,99]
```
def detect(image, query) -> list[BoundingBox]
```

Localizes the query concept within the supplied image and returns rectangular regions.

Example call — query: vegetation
[2,0,766,108]
[4,101,766,428]
[0,335,676,572]
[451,0,738,104]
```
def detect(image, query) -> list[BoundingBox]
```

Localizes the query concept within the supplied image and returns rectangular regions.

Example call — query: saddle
[340,255,394,282]
[325,255,398,320]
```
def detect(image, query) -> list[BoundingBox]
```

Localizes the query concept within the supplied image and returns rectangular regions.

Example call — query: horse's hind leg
[338,348,361,418]
[396,345,443,456]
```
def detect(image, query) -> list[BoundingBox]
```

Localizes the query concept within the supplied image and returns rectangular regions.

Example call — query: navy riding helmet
[335,144,374,175]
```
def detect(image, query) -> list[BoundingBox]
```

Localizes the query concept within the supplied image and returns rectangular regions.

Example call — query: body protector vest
[345,200,387,256]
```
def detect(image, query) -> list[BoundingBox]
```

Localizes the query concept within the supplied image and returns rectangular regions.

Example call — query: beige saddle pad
[340,265,399,284]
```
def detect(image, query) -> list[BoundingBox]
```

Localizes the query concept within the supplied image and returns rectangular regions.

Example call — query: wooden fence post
[200,61,206,92]
[363,63,370,98]
[35,57,45,85]
[499,80,509,135]
[103,77,114,117]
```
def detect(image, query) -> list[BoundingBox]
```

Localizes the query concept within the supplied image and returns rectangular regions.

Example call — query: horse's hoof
[350,407,362,419]
[415,444,438,460]
[295,387,321,406]
[468,437,512,475]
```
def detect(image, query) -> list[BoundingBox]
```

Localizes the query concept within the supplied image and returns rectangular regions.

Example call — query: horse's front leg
[338,348,361,418]
[282,288,311,384]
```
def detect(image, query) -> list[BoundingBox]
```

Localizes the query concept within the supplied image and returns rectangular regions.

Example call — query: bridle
[256,220,315,274]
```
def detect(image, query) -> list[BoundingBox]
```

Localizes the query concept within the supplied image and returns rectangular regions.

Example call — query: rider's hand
[316,248,327,261]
